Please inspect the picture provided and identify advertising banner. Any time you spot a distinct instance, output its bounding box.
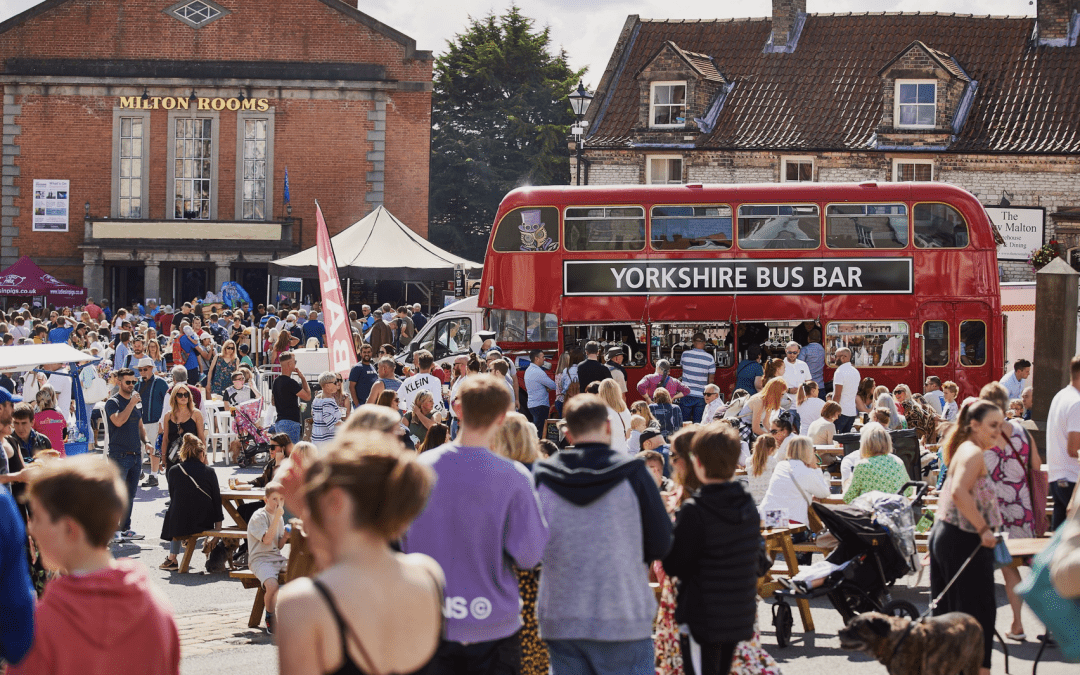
[32,179,69,232]
[985,206,1045,262]
[315,202,357,375]
[564,258,913,296]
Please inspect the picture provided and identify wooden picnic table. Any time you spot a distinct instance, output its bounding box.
[759,525,814,633]
[1006,537,1051,565]
[220,487,266,529]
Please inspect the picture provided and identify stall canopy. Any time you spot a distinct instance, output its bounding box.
[0,343,98,373]
[267,206,482,281]
[0,256,87,306]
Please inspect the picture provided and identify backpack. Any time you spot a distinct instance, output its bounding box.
[563,368,580,404]
[172,337,190,367]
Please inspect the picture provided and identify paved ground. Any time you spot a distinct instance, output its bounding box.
[105,448,1074,675]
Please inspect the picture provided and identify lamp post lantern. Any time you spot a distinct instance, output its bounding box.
[568,81,593,186]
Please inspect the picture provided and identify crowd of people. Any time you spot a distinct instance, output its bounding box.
[1,295,1080,675]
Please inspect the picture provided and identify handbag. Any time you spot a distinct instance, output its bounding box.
[993,537,1014,569]
[166,436,183,465]
[1017,525,1080,662]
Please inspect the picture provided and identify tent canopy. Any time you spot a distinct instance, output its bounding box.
[0,344,98,373]
[0,256,87,306]
[268,206,482,281]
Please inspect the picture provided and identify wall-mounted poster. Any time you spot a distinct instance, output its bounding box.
[33,179,69,232]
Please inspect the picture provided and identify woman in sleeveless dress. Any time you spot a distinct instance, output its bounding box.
[929,400,1004,675]
[276,431,443,675]
[206,339,240,399]
[980,382,1041,640]
[160,384,205,472]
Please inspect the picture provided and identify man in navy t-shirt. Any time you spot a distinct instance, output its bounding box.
[348,344,378,408]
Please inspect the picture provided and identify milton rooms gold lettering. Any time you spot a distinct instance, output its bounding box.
[119,96,269,111]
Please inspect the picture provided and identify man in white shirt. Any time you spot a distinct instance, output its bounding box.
[1000,359,1031,401]
[398,349,444,415]
[782,341,812,394]
[831,347,860,434]
[923,375,945,416]
[1047,356,1080,529]
[701,384,725,423]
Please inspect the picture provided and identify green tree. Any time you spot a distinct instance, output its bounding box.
[429,6,583,262]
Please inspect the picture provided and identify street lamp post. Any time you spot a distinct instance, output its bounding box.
[568,81,593,186]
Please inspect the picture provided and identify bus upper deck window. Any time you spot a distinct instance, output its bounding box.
[826,204,907,249]
[737,204,820,250]
[651,205,732,250]
[565,206,646,251]
[913,203,969,249]
[960,321,986,367]
[491,206,560,252]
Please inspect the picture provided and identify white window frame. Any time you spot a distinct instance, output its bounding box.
[894,79,938,129]
[892,159,934,182]
[111,108,150,219]
[234,109,275,221]
[649,81,687,129]
[646,155,683,185]
[781,156,815,183]
[166,110,220,220]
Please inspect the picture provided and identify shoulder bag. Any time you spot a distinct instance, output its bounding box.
[788,461,826,533]
[176,463,212,501]
[1017,524,1080,662]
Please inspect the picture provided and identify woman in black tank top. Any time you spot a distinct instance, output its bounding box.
[276,438,443,675]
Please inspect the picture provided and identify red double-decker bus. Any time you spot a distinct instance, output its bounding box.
[479,182,1002,402]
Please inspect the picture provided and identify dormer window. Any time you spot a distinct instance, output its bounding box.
[650,82,686,128]
[896,81,937,128]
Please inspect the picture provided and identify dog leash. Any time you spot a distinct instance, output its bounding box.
[889,537,991,662]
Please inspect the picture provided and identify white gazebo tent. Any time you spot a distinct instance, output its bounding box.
[268,206,482,304]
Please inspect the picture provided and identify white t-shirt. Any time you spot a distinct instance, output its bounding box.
[808,417,836,446]
[1046,384,1080,483]
[398,372,444,414]
[783,359,812,391]
[247,507,287,565]
[759,459,831,525]
[832,362,861,417]
[797,397,826,435]
[924,390,945,415]
[48,370,73,422]
[607,407,631,453]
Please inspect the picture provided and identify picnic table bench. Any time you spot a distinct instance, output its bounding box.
[178,529,247,574]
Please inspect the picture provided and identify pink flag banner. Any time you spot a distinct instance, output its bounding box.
[315,202,357,375]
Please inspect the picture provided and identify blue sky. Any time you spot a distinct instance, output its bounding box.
[0,0,1036,85]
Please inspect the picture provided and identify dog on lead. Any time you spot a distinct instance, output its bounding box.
[838,611,983,675]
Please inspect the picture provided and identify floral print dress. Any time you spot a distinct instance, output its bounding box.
[653,488,783,675]
[984,422,1036,539]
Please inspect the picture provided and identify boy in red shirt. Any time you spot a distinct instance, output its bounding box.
[10,456,180,675]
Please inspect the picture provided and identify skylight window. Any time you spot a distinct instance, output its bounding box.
[165,0,229,29]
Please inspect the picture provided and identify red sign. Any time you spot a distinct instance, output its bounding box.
[315,202,357,375]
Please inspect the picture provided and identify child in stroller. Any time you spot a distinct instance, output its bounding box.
[231,398,272,468]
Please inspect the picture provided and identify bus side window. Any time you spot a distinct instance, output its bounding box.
[913,203,969,249]
[960,320,986,367]
[492,207,559,252]
[737,204,820,250]
[826,204,907,249]
[824,321,909,367]
[565,206,645,251]
[923,321,949,367]
[651,205,732,250]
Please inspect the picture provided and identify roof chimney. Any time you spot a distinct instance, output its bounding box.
[1037,0,1080,46]
[771,0,807,49]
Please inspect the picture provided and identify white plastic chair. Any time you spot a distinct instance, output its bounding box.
[207,410,236,465]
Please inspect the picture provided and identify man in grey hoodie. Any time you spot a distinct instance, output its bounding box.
[533,394,673,674]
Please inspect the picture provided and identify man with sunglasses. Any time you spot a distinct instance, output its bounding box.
[136,358,169,488]
[105,368,151,541]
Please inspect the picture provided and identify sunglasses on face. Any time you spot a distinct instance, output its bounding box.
[786,350,799,355]
[176,393,190,399]
[124,380,138,385]
[225,347,235,350]
[138,367,152,371]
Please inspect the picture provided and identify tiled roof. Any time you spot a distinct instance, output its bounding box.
[587,13,1080,153]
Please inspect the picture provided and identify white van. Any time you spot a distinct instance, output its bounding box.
[397,296,484,369]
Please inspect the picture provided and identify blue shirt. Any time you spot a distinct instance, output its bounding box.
[348,361,379,408]
[47,326,73,345]
[179,334,199,370]
[802,343,826,388]
[524,363,556,408]
[105,393,142,454]
[735,359,763,393]
[999,371,1027,400]
[412,312,428,331]
[679,348,714,397]
[303,320,326,347]
[0,490,34,663]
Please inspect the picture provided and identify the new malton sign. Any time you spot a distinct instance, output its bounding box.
[564,258,913,296]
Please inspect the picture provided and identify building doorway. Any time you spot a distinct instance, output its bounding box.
[108,264,144,309]
[235,267,268,307]
[177,267,208,304]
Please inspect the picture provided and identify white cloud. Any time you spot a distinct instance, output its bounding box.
[0,0,1036,87]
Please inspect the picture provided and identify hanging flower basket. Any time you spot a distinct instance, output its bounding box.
[1030,240,1062,272]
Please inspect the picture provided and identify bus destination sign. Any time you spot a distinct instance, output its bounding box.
[563,258,913,296]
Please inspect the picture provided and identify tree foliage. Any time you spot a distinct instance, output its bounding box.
[429,6,584,262]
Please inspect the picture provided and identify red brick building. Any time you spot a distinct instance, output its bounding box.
[577,0,1080,281]
[0,0,432,306]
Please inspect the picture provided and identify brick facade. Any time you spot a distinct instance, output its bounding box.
[0,0,432,306]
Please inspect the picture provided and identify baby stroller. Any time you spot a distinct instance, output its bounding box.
[232,399,272,468]
[771,481,929,647]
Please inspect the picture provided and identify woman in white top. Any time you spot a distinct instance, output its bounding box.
[808,401,842,446]
[796,381,825,435]
[311,371,346,449]
[599,379,631,453]
[760,435,831,526]
[746,435,779,505]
